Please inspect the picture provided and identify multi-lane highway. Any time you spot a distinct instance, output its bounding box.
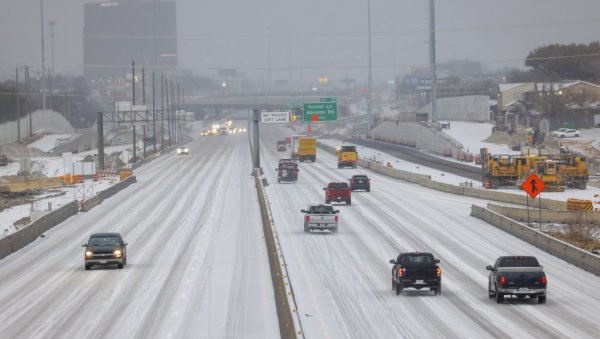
[2,123,600,339]
[260,124,600,339]
[0,131,278,339]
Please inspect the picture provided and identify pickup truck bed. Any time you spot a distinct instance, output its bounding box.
[487,256,547,304]
[301,204,339,233]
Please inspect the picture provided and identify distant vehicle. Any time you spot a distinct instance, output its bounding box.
[276,159,299,183]
[301,204,339,233]
[0,154,7,166]
[349,175,370,191]
[176,147,189,155]
[82,233,127,270]
[389,252,442,295]
[291,135,317,162]
[323,182,351,205]
[277,140,287,152]
[218,126,228,135]
[337,145,358,168]
[284,137,291,145]
[551,128,568,137]
[487,256,547,304]
[555,129,580,138]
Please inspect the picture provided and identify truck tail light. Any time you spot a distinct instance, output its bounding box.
[305,215,310,222]
[335,215,338,222]
[435,267,441,277]
[541,275,547,285]
[397,267,405,277]
[499,276,507,285]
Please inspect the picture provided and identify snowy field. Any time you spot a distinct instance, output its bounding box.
[28,134,79,153]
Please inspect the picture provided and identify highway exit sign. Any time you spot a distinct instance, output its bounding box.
[303,98,338,122]
[261,111,290,123]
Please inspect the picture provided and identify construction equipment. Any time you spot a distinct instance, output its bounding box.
[336,145,358,168]
[0,155,7,166]
[480,148,588,190]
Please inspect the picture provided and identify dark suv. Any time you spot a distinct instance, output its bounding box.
[349,175,370,191]
[389,252,442,295]
[82,233,128,270]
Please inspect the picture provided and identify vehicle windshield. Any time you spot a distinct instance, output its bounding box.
[498,257,540,267]
[398,253,435,266]
[309,205,335,214]
[328,182,348,189]
[89,236,120,246]
[341,146,356,152]
[353,176,367,180]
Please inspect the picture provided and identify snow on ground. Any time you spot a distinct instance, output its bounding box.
[28,134,78,153]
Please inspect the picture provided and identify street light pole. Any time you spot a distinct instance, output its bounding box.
[49,20,55,78]
[367,0,373,138]
[40,0,47,110]
[429,0,437,122]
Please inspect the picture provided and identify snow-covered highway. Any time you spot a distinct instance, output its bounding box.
[0,133,278,339]
[260,124,600,339]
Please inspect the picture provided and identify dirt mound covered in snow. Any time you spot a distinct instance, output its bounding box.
[483,131,528,147]
[0,143,50,159]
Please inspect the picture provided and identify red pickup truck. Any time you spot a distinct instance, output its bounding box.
[323,182,351,205]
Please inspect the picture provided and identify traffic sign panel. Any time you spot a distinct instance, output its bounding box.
[303,102,337,122]
[521,174,545,199]
[261,111,290,124]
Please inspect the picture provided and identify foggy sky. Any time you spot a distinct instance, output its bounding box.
[1,0,599,86]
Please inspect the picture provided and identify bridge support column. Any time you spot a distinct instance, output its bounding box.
[253,109,260,169]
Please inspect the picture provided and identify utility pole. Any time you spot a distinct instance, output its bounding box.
[166,77,171,147]
[97,112,104,170]
[161,74,164,149]
[366,0,373,138]
[142,66,146,105]
[132,60,136,106]
[49,20,55,78]
[252,109,260,168]
[16,67,21,142]
[429,0,437,122]
[152,71,156,153]
[40,0,47,110]
[26,66,32,136]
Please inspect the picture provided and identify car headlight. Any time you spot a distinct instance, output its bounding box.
[85,251,93,257]
[113,250,122,258]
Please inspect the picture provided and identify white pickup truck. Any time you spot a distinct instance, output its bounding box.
[301,204,339,233]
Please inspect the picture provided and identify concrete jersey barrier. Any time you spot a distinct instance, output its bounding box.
[470,205,600,277]
[1,200,79,260]
[253,169,303,338]
[487,203,600,224]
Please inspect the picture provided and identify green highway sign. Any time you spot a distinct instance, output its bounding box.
[319,97,337,103]
[303,102,338,122]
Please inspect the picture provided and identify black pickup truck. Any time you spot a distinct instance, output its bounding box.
[389,252,442,295]
[487,256,547,304]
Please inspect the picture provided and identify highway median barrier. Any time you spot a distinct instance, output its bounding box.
[253,168,303,339]
[0,200,79,260]
[470,205,600,277]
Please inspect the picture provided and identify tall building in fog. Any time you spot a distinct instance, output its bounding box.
[83,0,177,82]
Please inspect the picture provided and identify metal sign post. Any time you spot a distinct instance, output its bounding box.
[520,173,546,229]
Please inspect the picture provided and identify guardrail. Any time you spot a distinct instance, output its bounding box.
[80,176,137,212]
[253,168,303,338]
[470,205,600,276]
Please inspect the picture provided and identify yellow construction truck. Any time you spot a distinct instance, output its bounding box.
[291,135,317,162]
[480,148,588,189]
[336,145,358,168]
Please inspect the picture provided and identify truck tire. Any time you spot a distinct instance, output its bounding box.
[346,199,351,205]
[436,286,442,295]
[488,288,495,298]
[332,227,338,234]
[304,224,309,233]
[85,265,91,271]
[538,295,546,304]
[326,199,330,204]
[396,283,403,295]
[118,263,124,269]
[338,164,341,169]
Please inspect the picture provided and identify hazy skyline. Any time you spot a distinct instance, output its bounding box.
[1,0,600,86]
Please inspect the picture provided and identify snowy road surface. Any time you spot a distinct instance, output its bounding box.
[0,134,278,339]
[261,124,600,339]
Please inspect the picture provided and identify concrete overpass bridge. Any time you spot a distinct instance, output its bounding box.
[183,91,356,118]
